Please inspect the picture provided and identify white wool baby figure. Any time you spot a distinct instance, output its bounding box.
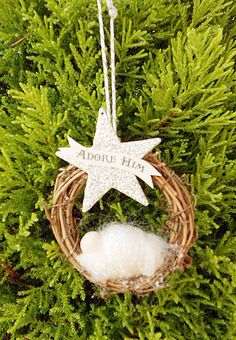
[76,223,169,283]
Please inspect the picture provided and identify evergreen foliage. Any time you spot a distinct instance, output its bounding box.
[0,0,235,338]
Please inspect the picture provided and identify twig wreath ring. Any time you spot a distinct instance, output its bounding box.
[49,154,196,294]
[48,0,197,295]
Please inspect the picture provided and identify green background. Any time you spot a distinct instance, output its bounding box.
[0,0,235,339]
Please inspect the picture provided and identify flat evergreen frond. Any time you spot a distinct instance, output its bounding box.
[0,0,24,45]
[192,0,233,28]
[0,0,235,339]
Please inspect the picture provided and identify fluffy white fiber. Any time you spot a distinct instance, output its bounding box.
[76,223,169,282]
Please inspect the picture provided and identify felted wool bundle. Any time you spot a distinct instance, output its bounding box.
[76,223,169,282]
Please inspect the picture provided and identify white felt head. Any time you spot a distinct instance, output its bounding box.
[80,231,101,253]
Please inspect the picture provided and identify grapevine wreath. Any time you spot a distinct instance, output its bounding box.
[48,152,196,294]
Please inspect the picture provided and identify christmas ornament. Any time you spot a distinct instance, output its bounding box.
[48,0,196,295]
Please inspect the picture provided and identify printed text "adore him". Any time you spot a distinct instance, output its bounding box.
[76,149,145,173]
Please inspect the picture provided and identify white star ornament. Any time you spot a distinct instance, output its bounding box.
[56,108,161,212]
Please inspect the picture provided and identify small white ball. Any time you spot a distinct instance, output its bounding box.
[80,231,101,253]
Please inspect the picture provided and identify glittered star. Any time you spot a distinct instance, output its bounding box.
[56,108,161,212]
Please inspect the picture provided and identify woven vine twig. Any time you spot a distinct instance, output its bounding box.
[48,152,197,295]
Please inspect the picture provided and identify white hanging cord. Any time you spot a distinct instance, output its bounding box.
[97,0,111,120]
[97,0,117,131]
[107,0,117,132]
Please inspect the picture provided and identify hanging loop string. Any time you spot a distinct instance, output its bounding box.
[97,0,111,120]
[107,0,117,131]
[97,0,117,132]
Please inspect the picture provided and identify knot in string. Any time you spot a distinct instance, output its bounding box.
[106,0,117,19]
